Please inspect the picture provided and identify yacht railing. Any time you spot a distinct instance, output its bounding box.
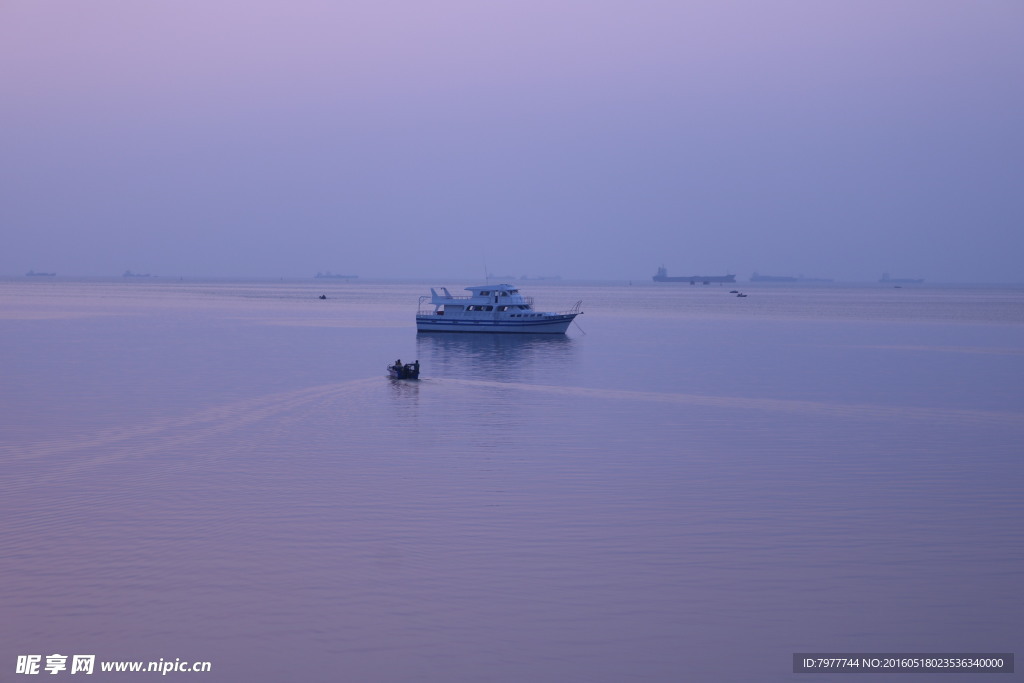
[417,299,582,317]
[418,294,538,315]
[550,300,584,316]
[428,294,535,304]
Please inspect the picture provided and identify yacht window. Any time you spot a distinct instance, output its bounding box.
[480,291,489,296]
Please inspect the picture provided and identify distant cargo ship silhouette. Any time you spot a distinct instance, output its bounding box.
[880,272,924,284]
[315,271,357,279]
[652,266,735,284]
[750,272,834,283]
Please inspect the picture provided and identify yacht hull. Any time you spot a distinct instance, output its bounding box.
[416,314,576,334]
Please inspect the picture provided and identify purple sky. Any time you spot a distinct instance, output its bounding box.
[3,1,1022,281]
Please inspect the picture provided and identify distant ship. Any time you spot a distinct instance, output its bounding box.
[123,270,152,278]
[750,272,834,283]
[26,270,56,277]
[880,272,924,284]
[652,266,735,284]
[314,271,357,279]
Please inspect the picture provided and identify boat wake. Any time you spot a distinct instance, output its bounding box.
[7,376,1021,489]
[4,378,381,484]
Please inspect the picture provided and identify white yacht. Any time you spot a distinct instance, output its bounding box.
[416,284,582,334]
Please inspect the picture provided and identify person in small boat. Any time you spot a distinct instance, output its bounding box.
[413,360,420,375]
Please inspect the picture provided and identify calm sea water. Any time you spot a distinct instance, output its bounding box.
[2,279,1022,682]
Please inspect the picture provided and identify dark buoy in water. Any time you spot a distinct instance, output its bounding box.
[319,294,327,300]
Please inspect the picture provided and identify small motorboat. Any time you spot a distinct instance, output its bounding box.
[387,359,420,380]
